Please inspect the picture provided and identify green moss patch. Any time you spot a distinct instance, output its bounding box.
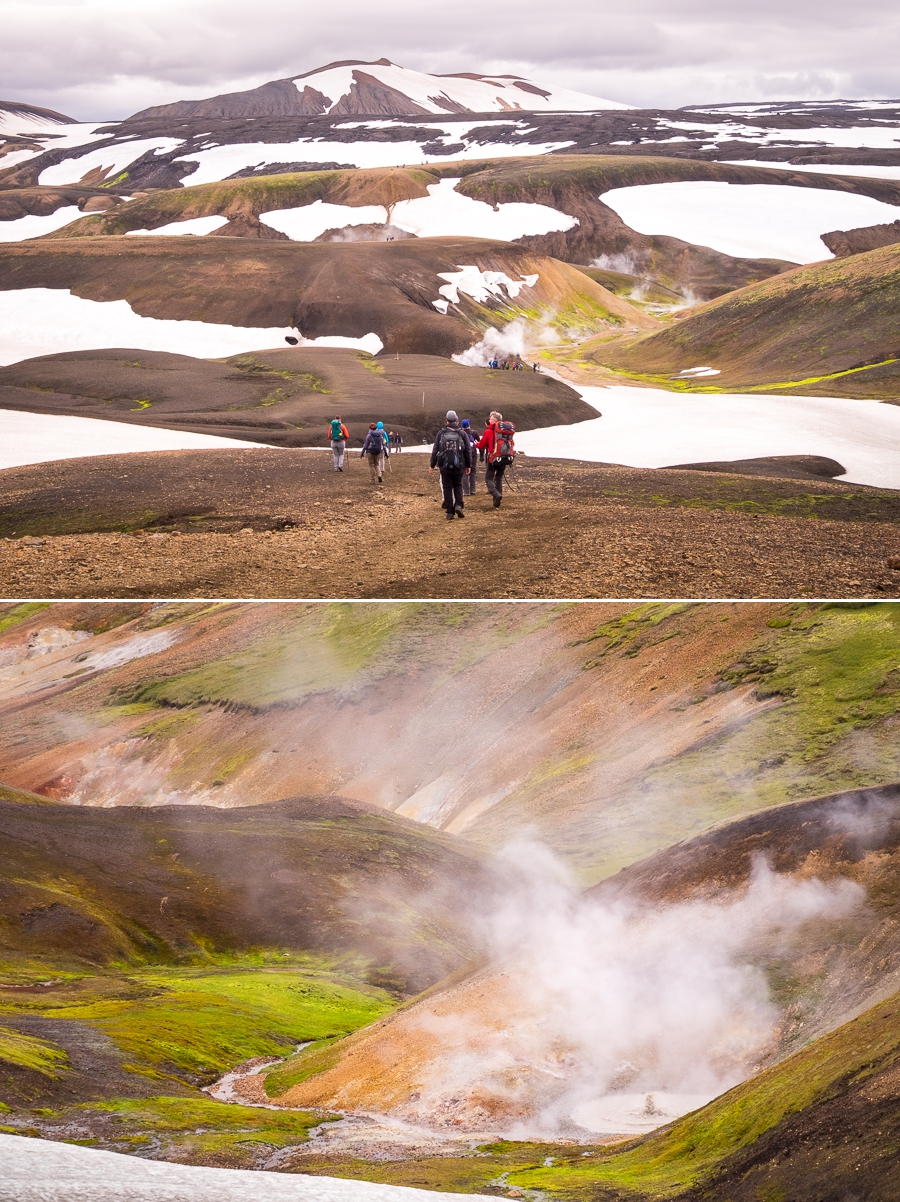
[0,1026,69,1076]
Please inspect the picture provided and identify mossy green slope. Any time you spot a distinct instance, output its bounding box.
[585,242,900,399]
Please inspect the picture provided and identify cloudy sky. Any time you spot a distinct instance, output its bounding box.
[3,0,898,119]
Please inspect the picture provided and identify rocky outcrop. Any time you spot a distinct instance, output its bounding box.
[822,219,900,257]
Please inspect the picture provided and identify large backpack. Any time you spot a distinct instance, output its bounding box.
[488,421,516,467]
[437,427,467,470]
[330,419,344,440]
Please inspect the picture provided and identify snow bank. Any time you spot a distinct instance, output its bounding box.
[661,120,900,151]
[600,181,900,263]
[0,206,84,241]
[390,177,577,240]
[726,161,900,181]
[125,215,229,236]
[0,1133,495,1202]
[0,289,299,365]
[175,136,575,186]
[437,266,539,305]
[39,138,183,186]
[514,385,900,491]
[0,408,269,470]
[260,200,388,240]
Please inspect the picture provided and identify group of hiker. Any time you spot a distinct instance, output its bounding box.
[327,419,403,482]
[488,359,537,371]
[326,410,516,518]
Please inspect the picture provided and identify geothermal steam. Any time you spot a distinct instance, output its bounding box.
[391,841,864,1135]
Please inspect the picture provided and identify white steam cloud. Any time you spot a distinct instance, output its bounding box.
[452,318,558,367]
[397,841,865,1136]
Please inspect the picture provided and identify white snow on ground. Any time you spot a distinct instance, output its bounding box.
[572,1091,717,1135]
[661,121,900,150]
[258,180,576,242]
[0,409,268,471]
[125,215,229,236]
[437,266,539,305]
[174,137,575,186]
[726,160,900,181]
[0,206,84,241]
[390,177,577,239]
[287,61,627,115]
[0,146,46,170]
[600,181,900,262]
[512,385,900,490]
[0,109,76,136]
[260,201,388,239]
[38,138,183,186]
[0,1133,497,1202]
[0,289,300,364]
[296,332,384,354]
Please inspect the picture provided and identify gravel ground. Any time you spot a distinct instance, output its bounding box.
[1,452,898,599]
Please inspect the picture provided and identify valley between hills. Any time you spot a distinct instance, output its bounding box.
[2,601,900,1200]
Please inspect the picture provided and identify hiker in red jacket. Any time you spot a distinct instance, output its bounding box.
[476,410,515,508]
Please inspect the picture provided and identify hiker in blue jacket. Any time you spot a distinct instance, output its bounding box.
[429,410,472,520]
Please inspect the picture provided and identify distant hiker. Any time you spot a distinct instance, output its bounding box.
[388,430,396,452]
[394,431,403,453]
[376,421,390,457]
[430,409,472,520]
[532,362,538,372]
[361,422,386,483]
[476,410,516,508]
[328,416,349,472]
[461,418,478,494]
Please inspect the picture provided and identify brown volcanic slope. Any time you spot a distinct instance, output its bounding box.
[1,450,899,599]
[584,242,900,400]
[0,348,591,447]
[0,235,651,357]
[1,601,900,886]
[0,788,491,994]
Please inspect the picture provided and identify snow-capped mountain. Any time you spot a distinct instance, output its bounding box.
[129,58,630,120]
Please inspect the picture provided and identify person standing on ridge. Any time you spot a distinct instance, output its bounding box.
[328,416,349,472]
[361,422,386,483]
[476,410,516,508]
[430,409,472,520]
[461,418,478,494]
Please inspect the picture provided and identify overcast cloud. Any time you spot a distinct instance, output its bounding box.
[2,0,898,120]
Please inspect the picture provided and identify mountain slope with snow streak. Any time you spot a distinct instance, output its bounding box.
[130,59,628,121]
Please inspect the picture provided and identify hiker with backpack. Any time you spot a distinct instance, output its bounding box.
[361,422,386,483]
[476,410,516,508]
[328,416,350,472]
[461,418,478,494]
[429,410,472,520]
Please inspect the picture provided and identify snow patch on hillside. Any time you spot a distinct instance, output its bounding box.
[600,181,900,262]
[125,215,229,236]
[0,206,84,241]
[0,1133,493,1202]
[0,289,297,365]
[260,201,388,239]
[391,178,577,239]
[0,408,268,470]
[39,138,182,186]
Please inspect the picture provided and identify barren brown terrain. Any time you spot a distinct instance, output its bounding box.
[1,450,898,598]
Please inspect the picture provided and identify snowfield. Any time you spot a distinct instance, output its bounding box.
[258,179,576,242]
[174,135,576,185]
[0,409,269,471]
[390,178,577,239]
[727,161,900,182]
[0,289,382,364]
[514,385,900,491]
[38,138,183,186]
[125,215,229,236]
[436,266,539,305]
[0,206,83,241]
[599,181,900,262]
[0,1134,495,1202]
